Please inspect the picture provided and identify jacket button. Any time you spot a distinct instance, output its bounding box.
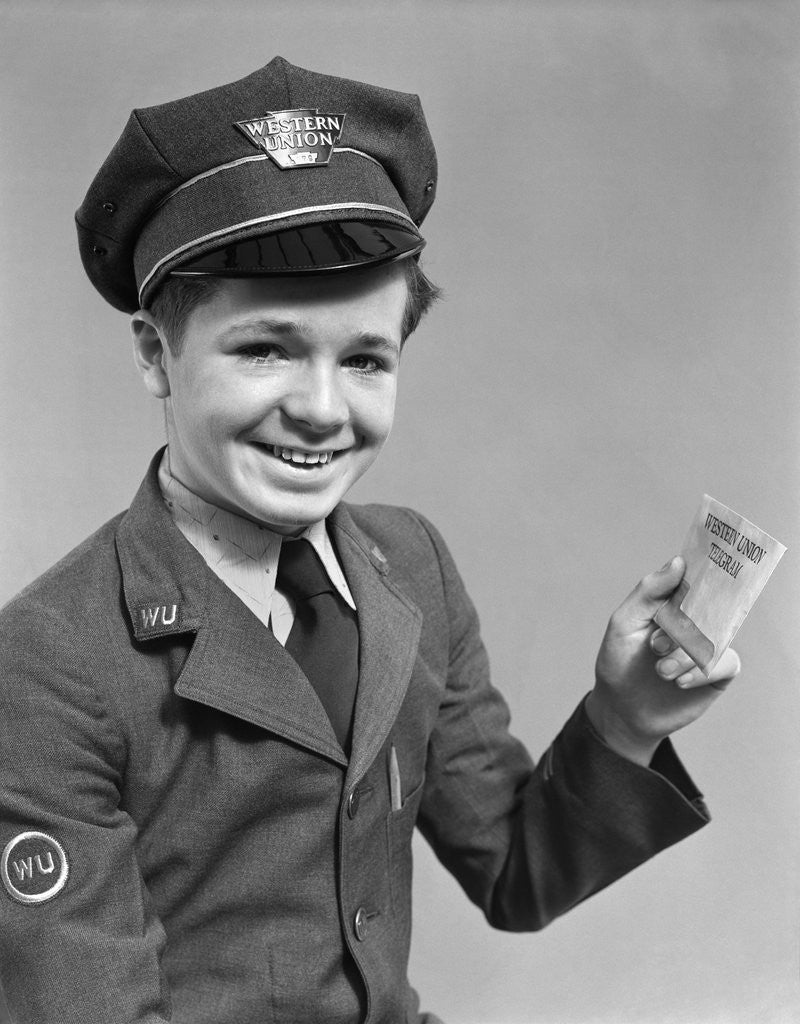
[347,787,360,819]
[354,906,368,941]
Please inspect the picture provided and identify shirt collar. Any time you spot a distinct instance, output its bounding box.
[157,449,355,612]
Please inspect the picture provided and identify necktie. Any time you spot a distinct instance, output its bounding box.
[276,538,359,754]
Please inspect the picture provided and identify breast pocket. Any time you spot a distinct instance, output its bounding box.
[386,773,425,922]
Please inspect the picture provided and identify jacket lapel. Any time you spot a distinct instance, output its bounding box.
[117,454,423,778]
[172,578,347,766]
[329,506,423,786]
[117,453,346,767]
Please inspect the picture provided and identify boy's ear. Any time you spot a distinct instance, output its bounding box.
[131,310,171,399]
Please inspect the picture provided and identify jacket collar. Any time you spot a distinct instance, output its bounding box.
[116,451,422,782]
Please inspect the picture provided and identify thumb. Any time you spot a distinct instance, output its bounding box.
[624,556,686,623]
[653,555,686,591]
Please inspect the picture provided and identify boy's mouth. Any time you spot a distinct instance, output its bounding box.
[266,444,337,466]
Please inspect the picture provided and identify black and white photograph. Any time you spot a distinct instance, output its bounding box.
[1,2,798,1022]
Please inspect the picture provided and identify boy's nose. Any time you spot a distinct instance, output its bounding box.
[282,367,349,433]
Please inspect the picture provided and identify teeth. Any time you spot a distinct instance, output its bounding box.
[270,445,333,465]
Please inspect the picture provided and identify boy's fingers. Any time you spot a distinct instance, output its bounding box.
[707,647,741,690]
[655,647,695,680]
[659,646,741,690]
[650,628,676,656]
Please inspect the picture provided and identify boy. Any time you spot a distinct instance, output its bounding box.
[0,57,739,1024]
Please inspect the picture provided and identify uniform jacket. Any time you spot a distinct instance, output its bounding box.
[0,453,708,1024]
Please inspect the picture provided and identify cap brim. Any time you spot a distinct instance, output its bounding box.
[169,220,424,278]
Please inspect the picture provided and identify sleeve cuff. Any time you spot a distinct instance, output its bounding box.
[540,695,711,856]
[575,694,710,819]
[575,695,709,815]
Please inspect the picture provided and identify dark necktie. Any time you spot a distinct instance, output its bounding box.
[276,538,359,754]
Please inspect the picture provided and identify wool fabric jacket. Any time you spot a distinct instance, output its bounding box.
[0,453,708,1023]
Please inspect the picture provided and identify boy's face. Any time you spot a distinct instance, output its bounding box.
[153,263,407,533]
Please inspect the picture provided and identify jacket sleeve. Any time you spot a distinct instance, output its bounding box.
[0,598,171,1024]
[411,512,710,932]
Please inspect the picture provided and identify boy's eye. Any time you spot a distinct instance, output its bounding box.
[238,344,280,364]
[346,354,381,373]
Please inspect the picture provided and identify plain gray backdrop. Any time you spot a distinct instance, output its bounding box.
[2,2,799,1022]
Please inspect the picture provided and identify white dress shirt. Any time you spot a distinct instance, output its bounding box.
[157,450,355,645]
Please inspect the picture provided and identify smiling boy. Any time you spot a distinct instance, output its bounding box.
[0,58,739,1024]
[133,270,407,534]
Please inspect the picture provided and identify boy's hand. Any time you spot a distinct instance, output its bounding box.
[585,557,741,766]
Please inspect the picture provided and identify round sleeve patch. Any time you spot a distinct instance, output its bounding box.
[1,831,69,905]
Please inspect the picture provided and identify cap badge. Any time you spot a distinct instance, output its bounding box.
[2,831,69,905]
[235,108,345,170]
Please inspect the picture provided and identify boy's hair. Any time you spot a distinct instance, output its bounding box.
[147,258,441,355]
